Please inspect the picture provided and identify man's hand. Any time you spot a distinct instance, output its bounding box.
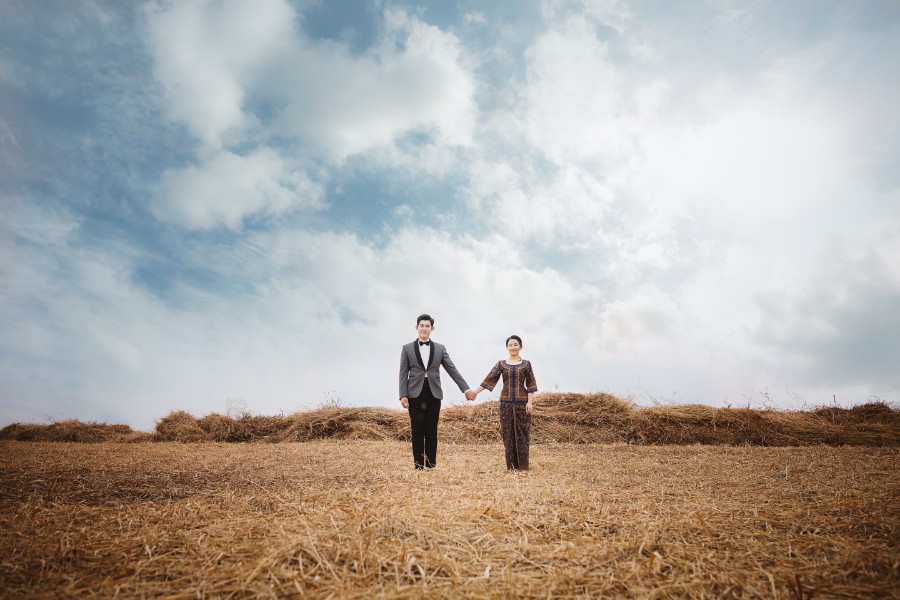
[400,397,409,409]
[465,389,477,401]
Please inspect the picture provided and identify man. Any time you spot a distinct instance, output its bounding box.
[399,314,476,469]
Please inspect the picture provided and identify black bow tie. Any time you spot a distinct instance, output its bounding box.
[419,341,431,346]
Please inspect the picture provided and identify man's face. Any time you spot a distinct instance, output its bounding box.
[416,320,433,341]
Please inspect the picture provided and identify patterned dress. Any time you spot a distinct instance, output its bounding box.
[480,360,538,470]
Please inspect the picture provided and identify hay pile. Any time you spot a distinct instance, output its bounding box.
[1,441,897,597]
[3,393,898,445]
[149,393,899,445]
[149,408,408,443]
[530,392,634,444]
[198,413,293,442]
[0,419,149,443]
[152,410,207,442]
[277,407,407,442]
[625,401,899,446]
[437,393,632,444]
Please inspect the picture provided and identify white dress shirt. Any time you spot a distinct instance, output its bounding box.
[419,340,431,375]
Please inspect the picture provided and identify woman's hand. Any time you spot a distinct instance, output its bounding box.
[525,400,533,414]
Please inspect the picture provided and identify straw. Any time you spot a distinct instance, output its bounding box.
[5,393,894,446]
[1,440,896,598]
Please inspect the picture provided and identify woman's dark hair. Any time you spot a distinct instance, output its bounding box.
[506,335,523,347]
[417,314,434,326]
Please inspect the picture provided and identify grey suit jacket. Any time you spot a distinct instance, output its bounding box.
[399,340,470,400]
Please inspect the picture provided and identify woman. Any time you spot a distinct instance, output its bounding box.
[469,335,538,471]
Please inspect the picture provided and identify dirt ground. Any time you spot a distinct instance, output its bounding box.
[0,441,897,598]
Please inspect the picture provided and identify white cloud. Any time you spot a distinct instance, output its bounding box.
[144,0,296,151]
[0,56,21,86]
[516,14,662,166]
[89,326,142,369]
[1,198,160,423]
[579,0,637,35]
[455,1,900,408]
[145,2,477,164]
[143,1,479,231]
[754,236,900,390]
[463,11,486,26]
[463,159,616,250]
[392,204,414,220]
[153,148,323,230]
[5,0,900,432]
[588,285,678,355]
[459,8,669,253]
[271,7,477,161]
[2,199,592,428]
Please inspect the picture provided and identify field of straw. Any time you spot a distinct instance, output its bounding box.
[2,393,898,446]
[1,439,898,598]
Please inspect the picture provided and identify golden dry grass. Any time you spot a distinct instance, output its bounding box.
[0,419,151,443]
[1,441,897,598]
[3,393,896,446]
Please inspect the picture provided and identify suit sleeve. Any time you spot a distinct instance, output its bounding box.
[440,347,470,393]
[399,346,410,398]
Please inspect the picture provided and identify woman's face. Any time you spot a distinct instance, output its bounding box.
[507,339,521,354]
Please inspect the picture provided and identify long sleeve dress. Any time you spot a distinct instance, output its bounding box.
[480,360,538,470]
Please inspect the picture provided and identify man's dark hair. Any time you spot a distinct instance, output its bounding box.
[506,335,523,347]
[417,314,434,326]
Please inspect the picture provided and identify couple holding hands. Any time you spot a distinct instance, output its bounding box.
[399,313,538,471]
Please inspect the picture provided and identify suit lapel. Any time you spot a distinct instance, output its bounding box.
[413,342,425,369]
[427,343,436,369]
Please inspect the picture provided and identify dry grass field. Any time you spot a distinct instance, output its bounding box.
[2,393,898,446]
[1,440,897,598]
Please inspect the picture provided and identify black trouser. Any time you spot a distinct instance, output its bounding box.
[408,380,441,469]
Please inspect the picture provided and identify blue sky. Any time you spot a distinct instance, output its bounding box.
[2,0,898,430]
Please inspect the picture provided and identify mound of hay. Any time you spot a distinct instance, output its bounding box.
[0,420,148,443]
[275,407,406,442]
[440,401,501,443]
[625,402,899,446]
[198,413,294,442]
[4,394,898,446]
[534,392,633,443]
[439,393,632,444]
[627,404,782,445]
[153,411,208,442]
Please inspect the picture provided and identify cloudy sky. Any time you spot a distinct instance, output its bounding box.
[1,0,898,430]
